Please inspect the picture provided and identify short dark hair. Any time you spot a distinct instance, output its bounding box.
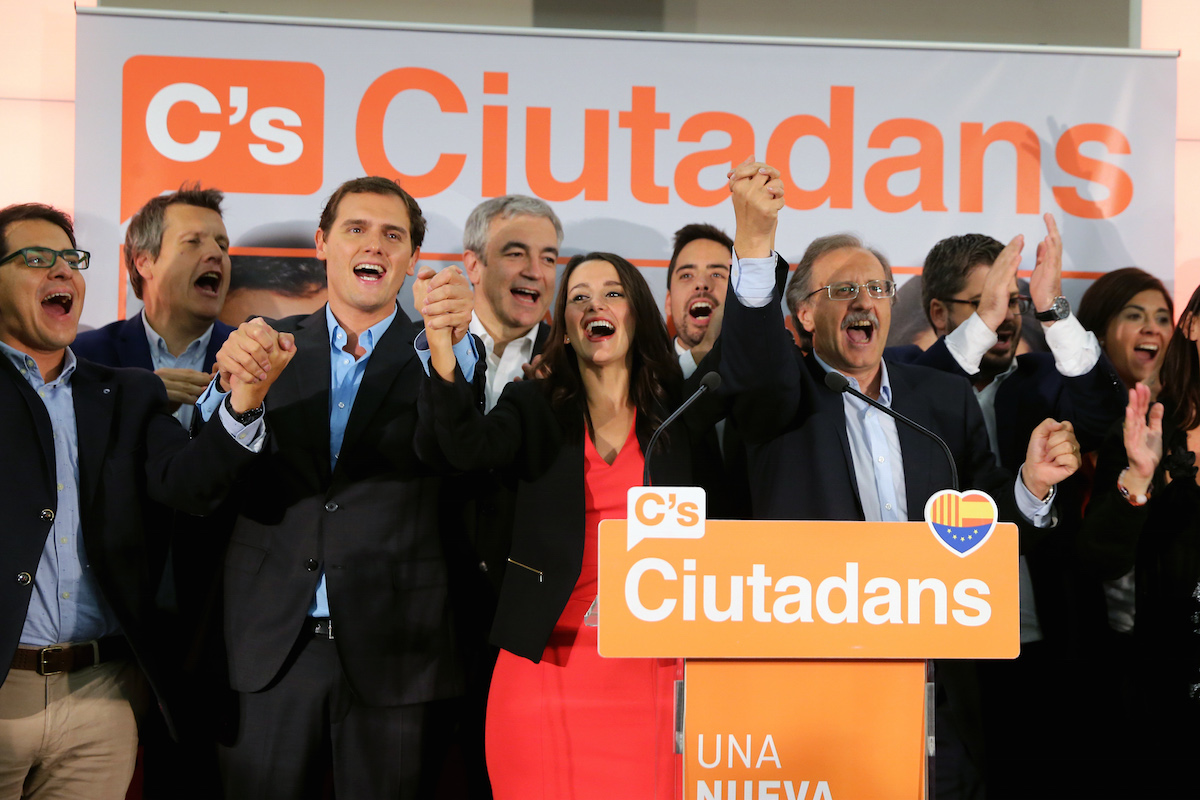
[317,177,426,249]
[1077,267,1173,339]
[920,234,1005,329]
[125,184,224,300]
[228,255,327,296]
[0,203,77,255]
[540,252,680,441]
[666,223,733,290]
[785,233,892,333]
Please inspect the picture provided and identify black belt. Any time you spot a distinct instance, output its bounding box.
[308,617,334,639]
[12,636,132,676]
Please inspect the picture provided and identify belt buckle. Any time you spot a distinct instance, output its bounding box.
[38,645,64,676]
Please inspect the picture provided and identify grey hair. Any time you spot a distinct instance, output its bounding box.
[784,233,893,329]
[462,195,563,257]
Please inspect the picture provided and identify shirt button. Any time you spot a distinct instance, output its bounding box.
[40,509,55,522]
[60,537,68,544]
[325,502,339,512]
[61,592,70,599]
[885,503,893,510]
[57,483,63,491]
[305,559,319,571]
[338,402,345,409]
[38,390,45,398]
[342,358,350,365]
[877,456,886,463]
[16,572,32,586]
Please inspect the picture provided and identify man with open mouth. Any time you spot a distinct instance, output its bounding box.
[720,160,1086,800]
[0,202,274,800]
[462,195,563,412]
[904,223,1126,800]
[74,185,235,431]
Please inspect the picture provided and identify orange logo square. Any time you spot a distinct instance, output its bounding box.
[120,56,325,220]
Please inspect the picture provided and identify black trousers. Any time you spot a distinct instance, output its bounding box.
[218,630,446,800]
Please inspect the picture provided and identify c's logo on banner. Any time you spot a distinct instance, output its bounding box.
[626,486,706,549]
[120,56,325,220]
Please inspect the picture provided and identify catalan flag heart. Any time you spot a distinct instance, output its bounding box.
[923,489,998,557]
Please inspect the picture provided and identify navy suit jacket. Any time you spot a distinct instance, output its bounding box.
[73,312,234,375]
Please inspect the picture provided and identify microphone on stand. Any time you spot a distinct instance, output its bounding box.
[643,371,722,486]
[823,370,958,491]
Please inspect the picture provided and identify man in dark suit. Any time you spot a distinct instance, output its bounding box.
[73,185,235,429]
[719,161,1083,800]
[450,194,561,799]
[664,222,751,520]
[201,176,479,799]
[0,203,272,799]
[905,225,1126,798]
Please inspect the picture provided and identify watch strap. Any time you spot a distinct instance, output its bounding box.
[224,393,264,426]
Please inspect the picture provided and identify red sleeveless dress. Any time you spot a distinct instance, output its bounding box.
[485,421,679,799]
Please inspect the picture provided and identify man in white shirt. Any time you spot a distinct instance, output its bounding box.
[911,224,1126,800]
[462,195,562,410]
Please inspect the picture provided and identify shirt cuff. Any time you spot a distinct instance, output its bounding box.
[1015,466,1056,528]
[678,349,698,380]
[943,313,996,375]
[218,399,266,453]
[415,330,479,382]
[196,374,226,423]
[730,248,778,308]
[1043,314,1100,377]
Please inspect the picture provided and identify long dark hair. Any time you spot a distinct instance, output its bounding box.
[1077,267,1173,340]
[538,252,680,440]
[1158,282,1200,432]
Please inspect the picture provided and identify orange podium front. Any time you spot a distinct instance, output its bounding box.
[597,488,1019,800]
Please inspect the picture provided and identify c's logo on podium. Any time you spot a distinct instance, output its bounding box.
[120,56,325,220]
[626,486,706,549]
[924,489,998,557]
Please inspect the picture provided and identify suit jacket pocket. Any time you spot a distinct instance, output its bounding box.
[226,541,268,574]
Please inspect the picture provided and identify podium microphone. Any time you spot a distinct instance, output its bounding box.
[643,371,722,486]
[823,370,958,492]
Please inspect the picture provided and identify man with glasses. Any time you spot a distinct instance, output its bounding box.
[0,203,281,799]
[719,162,1085,800]
[909,223,1126,799]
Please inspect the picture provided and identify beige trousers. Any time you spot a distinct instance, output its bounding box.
[0,657,146,800]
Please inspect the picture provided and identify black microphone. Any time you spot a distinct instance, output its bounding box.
[823,370,958,491]
[643,371,722,486]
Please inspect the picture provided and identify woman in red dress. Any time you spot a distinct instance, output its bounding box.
[418,252,716,799]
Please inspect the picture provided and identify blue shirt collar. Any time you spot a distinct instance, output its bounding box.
[325,302,398,357]
[0,340,77,388]
[140,310,212,359]
[813,351,893,407]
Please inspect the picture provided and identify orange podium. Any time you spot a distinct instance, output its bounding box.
[597,487,1019,800]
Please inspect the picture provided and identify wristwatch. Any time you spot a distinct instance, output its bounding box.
[224,394,265,425]
[1034,296,1070,322]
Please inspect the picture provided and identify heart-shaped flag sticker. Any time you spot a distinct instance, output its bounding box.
[923,489,998,557]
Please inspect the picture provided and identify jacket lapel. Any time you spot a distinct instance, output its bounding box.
[117,313,155,370]
[339,312,417,457]
[888,363,945,518]
[269,311,334,484]
[803,354,862,509]
[1,355,57,484]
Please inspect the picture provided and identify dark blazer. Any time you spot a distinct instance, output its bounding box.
[889,335,1127,650]
[417,371,702,663]
[214,306,468,706]
[0,354,255,729]
[72,312,234,375]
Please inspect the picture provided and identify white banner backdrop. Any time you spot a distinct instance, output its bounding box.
[75,8,1176,329]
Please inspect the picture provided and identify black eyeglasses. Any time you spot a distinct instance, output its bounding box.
[804,279,896,302]
[940,295,1032,315]
[0,247,91,270]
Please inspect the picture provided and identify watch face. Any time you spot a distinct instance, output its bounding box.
[1037,296,1069,321]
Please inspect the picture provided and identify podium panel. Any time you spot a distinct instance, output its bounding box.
[683,660,926,800]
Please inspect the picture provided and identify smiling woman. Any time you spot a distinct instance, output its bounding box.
[415,250,720,799]
[1078,267,1174,396]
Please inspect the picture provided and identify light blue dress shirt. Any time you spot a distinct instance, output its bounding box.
[141,311,213,429]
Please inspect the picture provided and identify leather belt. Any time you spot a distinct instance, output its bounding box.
[308,617,334,639]
[11,637,132,676]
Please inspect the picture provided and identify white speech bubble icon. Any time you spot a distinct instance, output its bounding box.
[626,486,707,550]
